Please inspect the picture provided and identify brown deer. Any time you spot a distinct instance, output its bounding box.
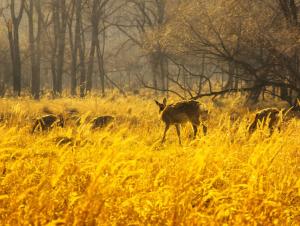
[32,114,64,133]
[155,98,208,145]
[90,115,115,129]
[249,105,300,134]
[248,108,281,134]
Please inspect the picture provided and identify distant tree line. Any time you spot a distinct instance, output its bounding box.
[0,0,300,107]
[153,0,300,106]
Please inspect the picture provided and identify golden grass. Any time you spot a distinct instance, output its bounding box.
[0,95,299,225]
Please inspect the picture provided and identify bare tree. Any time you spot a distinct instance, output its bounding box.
[51,0,67,95]
[25,0,43,99]
[67,0,77,96]
[78,6,86,97]
[6,0,25,96]
[116,0,169,93]
[143,0,300,105]
[67,0,87,97]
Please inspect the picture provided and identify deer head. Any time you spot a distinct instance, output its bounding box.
[154,98,167,113]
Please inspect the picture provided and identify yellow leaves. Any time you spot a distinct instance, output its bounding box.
[263,200,281,208]
[215,205,237,221]
[45,219,65,226]
[296,179,300,196]
[68,192,81,207]
[154,168,167,188]
[258,176,264,195]
[0,96,299,224]
[0,194,9,200]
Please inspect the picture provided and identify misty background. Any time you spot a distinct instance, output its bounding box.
[0,0,300,107]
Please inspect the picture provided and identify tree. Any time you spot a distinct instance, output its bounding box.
[145,0,300,105]
[116,0,169,93]
[6,0,25,96]
[51,0,67,96]
[25,0,43,99]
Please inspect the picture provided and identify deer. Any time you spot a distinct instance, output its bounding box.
[32,114,64,133]
[248,103,300,134]
[155,98,208,145]
[248,108,281,134]
[248,105,300,134]
[90,115,115,129]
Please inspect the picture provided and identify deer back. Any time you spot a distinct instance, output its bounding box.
[161,100,200,124]
[255,108,280,122]
[249,108,280,132]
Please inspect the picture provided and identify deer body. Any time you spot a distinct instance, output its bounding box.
[32,114,64,133]
[248,105,300,134]
[249,108,281,133]
[155,98,207,144]
[91,115,114,129]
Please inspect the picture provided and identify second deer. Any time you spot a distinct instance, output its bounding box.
[155,98,208,145]
[248,108,281,134]
[91,115,115,129]
[32,114,64,133]
[248,105,300,134]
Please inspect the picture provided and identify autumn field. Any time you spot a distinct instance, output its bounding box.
[0,94,299,225]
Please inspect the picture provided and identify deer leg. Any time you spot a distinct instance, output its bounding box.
[175,124,181,145]
[31,121,38,134]
[248,122,256,134]
[161,124,170,143]
[192,125,198,139]
[202,124,207,135]
[269,122,277,135]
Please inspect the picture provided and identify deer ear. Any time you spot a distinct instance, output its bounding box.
[163,98,167,106]
[154,100,160,106]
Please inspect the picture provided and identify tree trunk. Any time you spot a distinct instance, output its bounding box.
[79,18,86,98]
[68,0,80,96]
[246,80,264,104]
[159,52,169,92]
[86,0,99,93]
[13,25,22,96]
[96,42,105,96]
[7,1,25,96]
[224,61,235,90]
[34,1,42,99]
[52,0,67,96]
[149,53,158,94]
[52,1,59,95]
[27,0,41,99]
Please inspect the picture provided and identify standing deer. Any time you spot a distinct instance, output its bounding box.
[155,98,208,145]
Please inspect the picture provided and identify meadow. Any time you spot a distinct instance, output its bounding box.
[0,94,299,225]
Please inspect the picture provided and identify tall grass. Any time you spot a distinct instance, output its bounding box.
[0,95,299,225]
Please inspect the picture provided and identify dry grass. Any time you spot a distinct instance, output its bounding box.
[0,95,299,225]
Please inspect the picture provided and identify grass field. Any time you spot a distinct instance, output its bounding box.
[0,94,299,225]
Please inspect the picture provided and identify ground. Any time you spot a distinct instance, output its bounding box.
[0,94,299,225]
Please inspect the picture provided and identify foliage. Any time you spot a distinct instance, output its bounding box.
[0,95,299,225]
[147,0,300,104]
